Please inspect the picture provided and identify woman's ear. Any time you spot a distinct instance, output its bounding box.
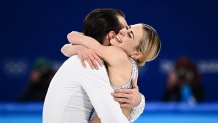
[108,31,116,40]
[132,51,143,61]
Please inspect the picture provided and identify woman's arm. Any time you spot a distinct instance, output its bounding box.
[67,31,122,66]
[67,31,105,56]
[61,44,83,57]
[61,44,103,69]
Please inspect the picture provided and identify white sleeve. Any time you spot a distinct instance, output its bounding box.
[129,93,145,122]
[81,66,130,123]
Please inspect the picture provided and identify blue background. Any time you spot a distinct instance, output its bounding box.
[0,0,218,102]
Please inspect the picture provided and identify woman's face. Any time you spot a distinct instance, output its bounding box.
[110,24,144,56]
[102,15,128,46]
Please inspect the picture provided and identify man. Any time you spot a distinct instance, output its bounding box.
[43,8,144,123]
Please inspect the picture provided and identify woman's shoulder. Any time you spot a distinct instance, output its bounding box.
[109,46,129,60]
[106,46,129,65]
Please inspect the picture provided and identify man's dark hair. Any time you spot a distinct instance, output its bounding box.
[83,8,125,44]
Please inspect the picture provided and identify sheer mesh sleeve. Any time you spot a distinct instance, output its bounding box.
[129,93,145,122]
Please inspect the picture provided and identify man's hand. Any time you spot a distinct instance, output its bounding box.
[112,79,141,108]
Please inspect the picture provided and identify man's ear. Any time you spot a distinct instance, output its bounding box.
[108,31,116,40]
[132,51,143,61]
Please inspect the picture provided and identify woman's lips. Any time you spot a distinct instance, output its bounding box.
[115,35,122,43]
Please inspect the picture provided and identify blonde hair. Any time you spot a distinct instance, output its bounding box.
[136,23,161,66]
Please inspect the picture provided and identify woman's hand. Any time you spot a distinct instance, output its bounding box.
[112,79,141,108]
[61,44,76,57]
[61,44,103,69]
[77,47,103,69]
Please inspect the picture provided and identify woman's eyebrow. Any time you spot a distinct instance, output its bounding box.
[130,30,134,39]
[128,25,134,39]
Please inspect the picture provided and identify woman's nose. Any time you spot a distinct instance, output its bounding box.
[119,29,126,36]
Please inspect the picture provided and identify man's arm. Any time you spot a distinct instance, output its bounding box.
[81,64,130,123]
[112,79,145,122]
[129,93,145,122]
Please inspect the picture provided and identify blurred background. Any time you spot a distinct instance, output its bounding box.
[0,0,218,123]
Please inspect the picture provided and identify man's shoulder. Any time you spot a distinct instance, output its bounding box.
[62,56,108,75]
[67,55,80,62]
[63,56,81,65]
[61,56,110,84]
[58,56,82,70]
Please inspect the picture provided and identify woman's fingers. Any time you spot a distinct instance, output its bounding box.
[88,54,98,69]
[93,52,103,67]
[78,49,102,69]
[78,55,86,68]
[86,57,95,69]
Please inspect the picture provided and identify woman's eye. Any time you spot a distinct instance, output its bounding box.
[128,33,132,38]
[126,26,128,30]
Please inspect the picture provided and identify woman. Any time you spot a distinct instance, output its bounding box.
[64,23,161,122]
[62,8,146,122]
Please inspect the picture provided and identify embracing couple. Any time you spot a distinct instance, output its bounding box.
[43,8,161,123]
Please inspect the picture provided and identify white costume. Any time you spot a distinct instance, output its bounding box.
[43,56,144,123]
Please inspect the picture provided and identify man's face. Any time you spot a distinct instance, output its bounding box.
[102,15,128,46]
[117,15,128,28]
